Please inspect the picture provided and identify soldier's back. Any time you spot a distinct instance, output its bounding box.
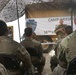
[21,38,40,49]
[58,30,76,65]
[0,36,27,75]
[67,31,76,63]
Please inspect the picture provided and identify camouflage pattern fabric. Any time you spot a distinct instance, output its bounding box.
[54,24,66,40]
[0,63,8,75]
[53,65,66,75]
[54,38,63,56]
[0,36,34,75]
[20,37,45,74]
[57,30,76,68]
[20,37,43,60]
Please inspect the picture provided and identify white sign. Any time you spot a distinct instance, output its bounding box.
[26,16,74,35]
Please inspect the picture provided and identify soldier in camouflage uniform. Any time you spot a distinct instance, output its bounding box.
[52,26,73,75]
[54,19,66,40]
[54,25,73,56]
[0,20,34,75]
[57,29,76,75]
[57,30,76,67]
[20,27,45,75]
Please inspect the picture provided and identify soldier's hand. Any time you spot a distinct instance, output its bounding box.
[58,28,64,32]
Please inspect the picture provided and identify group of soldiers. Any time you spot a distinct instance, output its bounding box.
[0,20,45,75]
[0,18,76,75]
[50,19,76,75]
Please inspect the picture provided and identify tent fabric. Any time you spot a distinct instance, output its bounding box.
[0,0,76,22]
[26,2,70,11]
[0,0,10,12]
[0,0,26,22]
[26,9,71,18]
[0,0,50,22]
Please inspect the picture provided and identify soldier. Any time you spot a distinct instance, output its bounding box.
[54,25,73,56]
[52,25,73,75]
[20,27,45,75]
[57,25,76,75]
[54,19,67,40]
[0,20,34,75]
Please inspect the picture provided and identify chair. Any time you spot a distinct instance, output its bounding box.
[26,47,39,58]
[26,47,41,74]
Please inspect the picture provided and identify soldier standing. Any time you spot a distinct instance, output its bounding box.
[54,19,67,40]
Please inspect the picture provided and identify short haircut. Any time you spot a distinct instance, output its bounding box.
[65,25,73,35]
[24,27,32,37]
[0,20,8,36]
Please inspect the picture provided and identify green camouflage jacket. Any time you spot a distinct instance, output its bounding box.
[57,30,76,67]
[0,63,8,75]
[20,37,43,59]
[54,24,66,39]
[0,36,34,75]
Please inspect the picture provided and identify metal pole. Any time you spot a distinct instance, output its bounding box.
[25,9,26,28]
[70,0,73,29]
[71,9,73,28]
[16,0,21,42]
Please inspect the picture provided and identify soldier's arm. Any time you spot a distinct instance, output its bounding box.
[54,26,60,34]
[57,42,65,59]
[38,44,43,59]
[55,25,65,34]
[57,43,67,68]
[54,40,61,56]
[0,63,8,75]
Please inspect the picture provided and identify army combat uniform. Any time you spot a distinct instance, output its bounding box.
[54,24,66,40]
[0,63,8,75]
[53,64,66,75]
[0,36,34,75]
[57,30,76,68]
[20,37,45,74]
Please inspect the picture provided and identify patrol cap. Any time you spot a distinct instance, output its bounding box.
[0,20,8,36]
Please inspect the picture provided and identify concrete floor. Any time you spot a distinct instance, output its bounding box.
[42,50,55,75]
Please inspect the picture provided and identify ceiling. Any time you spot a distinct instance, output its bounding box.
[0,0,76,22]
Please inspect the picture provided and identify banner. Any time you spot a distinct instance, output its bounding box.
[26,16,74,35]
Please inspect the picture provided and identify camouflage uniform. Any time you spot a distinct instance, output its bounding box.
[0,63,8,75]
[0,36,34,75]
[52,39,66,75]
[20,37,45,74]
[53,65,66,75]
[57,30,76,68]
[54,24,66,40]
[54,38,63,56]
